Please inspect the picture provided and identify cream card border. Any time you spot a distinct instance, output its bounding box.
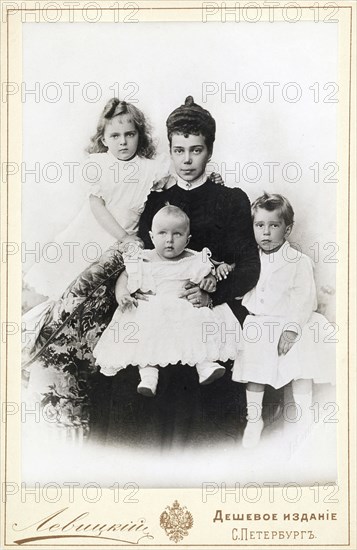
[0,1,356,548]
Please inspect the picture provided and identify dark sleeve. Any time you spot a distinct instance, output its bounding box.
[138,191,158,249]
[212,188,260,306]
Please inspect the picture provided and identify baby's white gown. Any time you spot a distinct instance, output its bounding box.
[93,248,241,374]
[24,151,170,299]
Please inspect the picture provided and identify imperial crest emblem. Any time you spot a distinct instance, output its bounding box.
[160,500,194,543]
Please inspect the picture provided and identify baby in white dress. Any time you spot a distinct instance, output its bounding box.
[93,206,241,396]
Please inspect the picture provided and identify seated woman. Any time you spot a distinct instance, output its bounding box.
[94,97,261,446]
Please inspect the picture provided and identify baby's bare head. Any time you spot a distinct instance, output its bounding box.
[151,205,190,235]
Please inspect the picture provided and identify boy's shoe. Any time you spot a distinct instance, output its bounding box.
[242,418,264,449]
[199,362,226,385]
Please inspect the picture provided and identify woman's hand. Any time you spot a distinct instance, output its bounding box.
[209,172,225,186]
[199,273,217,293]
[278,330,298,356]
[117,294,138,312]
[180,283,210,308]
[216,262,235,281]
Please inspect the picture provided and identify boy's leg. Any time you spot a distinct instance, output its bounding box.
[292,378,313,429]
[196,360,226,385]
[229,300,283,426]
[138,365,159,397]
[242,382,265,449]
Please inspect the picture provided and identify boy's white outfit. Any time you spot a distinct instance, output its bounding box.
[232,241,335,389]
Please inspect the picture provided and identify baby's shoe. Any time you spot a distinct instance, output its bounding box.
[197,361,226,385]
[137,381,156,397]
[242,418,264,449]
[137,367,159,397]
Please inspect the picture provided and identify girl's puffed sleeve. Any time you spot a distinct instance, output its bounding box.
[82,154,106,201]
[189,248,215,284]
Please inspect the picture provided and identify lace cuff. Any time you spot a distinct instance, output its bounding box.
[189,248,215,284]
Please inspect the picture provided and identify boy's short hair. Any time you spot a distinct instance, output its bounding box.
[166,96,216,154]
[251,192,295,227]
[152,204,190,233]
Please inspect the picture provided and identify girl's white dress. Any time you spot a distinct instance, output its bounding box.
[232,241,335,389]
[93,248,241,375]
[24,151,170,299]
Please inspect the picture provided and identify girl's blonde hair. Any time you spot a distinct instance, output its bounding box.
[86,98,156,158]
[251,192,295,227]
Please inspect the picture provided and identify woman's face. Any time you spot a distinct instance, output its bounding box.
[170,133,210,182]
[102,115,139,160]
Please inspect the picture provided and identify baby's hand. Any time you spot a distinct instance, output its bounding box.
[199,273,217,293]
[216,262,234,281]
[117,294,138,312]
[278,330,298,356]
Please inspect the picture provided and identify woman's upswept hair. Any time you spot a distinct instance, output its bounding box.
[166,96,216,155]
[251,192,295,227]
[86,98,156,158]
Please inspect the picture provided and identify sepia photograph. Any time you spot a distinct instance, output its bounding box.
[1,2,354,548]
[19,15,338,488]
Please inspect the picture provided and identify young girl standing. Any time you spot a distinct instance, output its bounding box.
[93,205,241,396]
[24,98,170,299]
[232,193,335,449]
